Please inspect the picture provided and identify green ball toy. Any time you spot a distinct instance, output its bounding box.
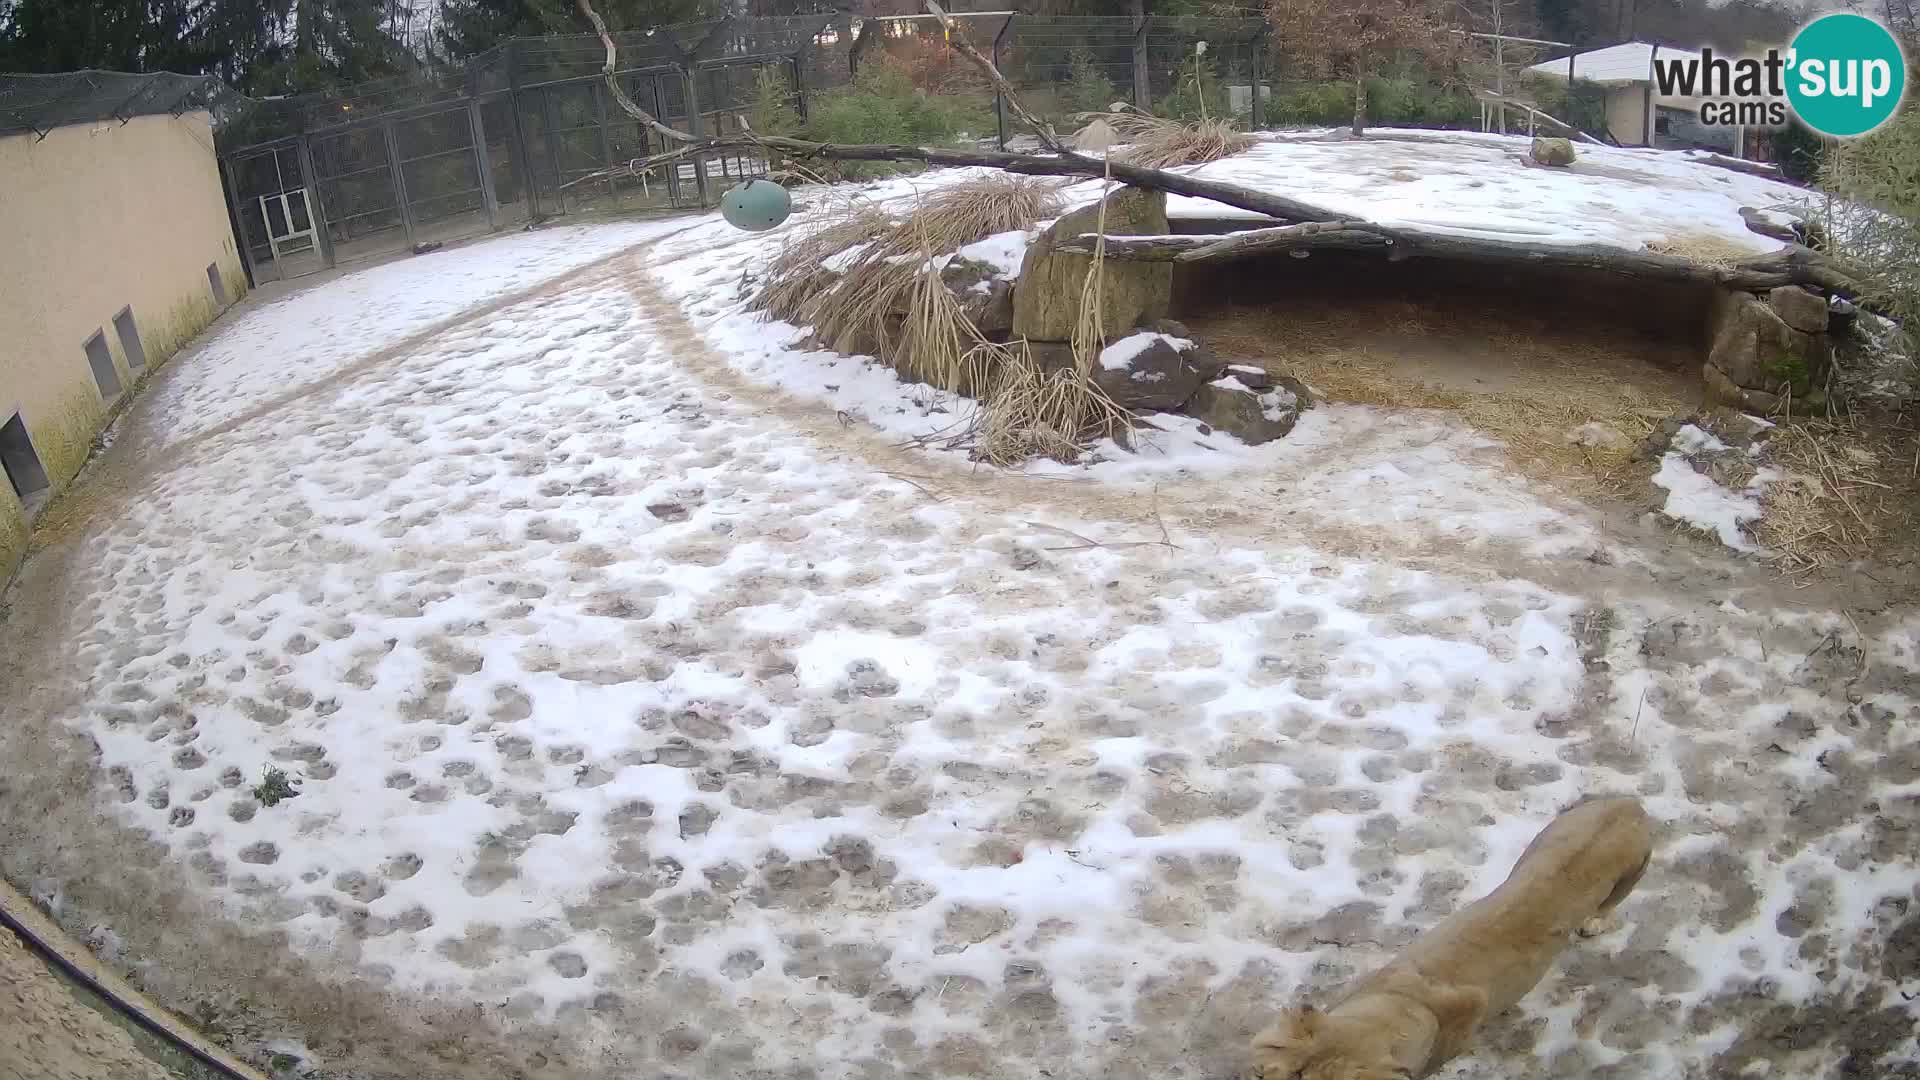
[720,178,792,232]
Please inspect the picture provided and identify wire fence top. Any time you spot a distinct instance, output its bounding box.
[0,69,237,138]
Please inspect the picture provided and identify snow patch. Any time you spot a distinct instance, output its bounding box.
[953,229,1032,278]
[1098,331,1192,371]
[1652,453,1776,552]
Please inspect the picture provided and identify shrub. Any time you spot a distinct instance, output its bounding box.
[1821,97,1920,349]
[253,766,300,808]
[801,64,993,179]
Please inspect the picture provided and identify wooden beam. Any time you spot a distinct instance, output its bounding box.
[1057,226,1870,300]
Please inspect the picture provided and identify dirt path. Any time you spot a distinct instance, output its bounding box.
[0,236,1914,1080]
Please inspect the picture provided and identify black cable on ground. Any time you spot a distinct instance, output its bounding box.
[0,899,262,1080]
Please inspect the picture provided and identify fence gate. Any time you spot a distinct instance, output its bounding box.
[223,140,326,281]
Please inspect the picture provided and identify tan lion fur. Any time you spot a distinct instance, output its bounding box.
[1250,796,1654,1080]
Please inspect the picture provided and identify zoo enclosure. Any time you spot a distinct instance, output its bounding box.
[215,14,1268,283]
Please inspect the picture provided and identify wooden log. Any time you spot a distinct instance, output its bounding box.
[1685,151,1785,180]
[1060,225,1871,299]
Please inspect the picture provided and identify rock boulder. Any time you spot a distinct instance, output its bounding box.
[1531,137,1576,166]
[1093,331,1206,411]
[1013,187,1172,341]
[1183,375,1302,445]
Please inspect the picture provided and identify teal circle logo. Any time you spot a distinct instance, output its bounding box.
[1786,13,1907,137]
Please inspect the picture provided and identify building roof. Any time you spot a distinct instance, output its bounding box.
[1526,41,1704,87]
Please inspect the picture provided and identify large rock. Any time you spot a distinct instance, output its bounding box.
[1013,187,1172,341]
[1183,375,1302,445]
[1531,137,1576,166]
[1092,331,1205,411]
[1768,285,1829,334]
[941,256,1016,339]
[1708,290,1830,396]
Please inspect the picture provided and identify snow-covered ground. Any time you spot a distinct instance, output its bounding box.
[8,133,1919,1080]
[135,219,692,452]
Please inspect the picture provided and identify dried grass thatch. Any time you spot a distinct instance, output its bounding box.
[1753,419,1918,573]
[1644,231,1767,269]
[753,173,1132,464]
[756,174,1061,374]
[1098,110,1255,169]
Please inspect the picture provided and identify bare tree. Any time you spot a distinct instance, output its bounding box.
[1266,0,1464,137]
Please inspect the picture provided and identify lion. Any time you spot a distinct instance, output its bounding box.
[1249,796,1653,1080]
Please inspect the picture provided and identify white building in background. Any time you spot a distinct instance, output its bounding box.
[1526,41,1739,152]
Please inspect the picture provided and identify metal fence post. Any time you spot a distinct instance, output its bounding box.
[592,80,617,199]
[294,133,336,267]
[542,85,568,214]
[506,40,542,222]
[1132,12,1152,111]
[468,99,500,230]
[789,53,808,124]
[993,15,1014,151]
[1250,31,1266,130]
[685,64,709,206]
[217,154,260,288]
[381,119,419,250]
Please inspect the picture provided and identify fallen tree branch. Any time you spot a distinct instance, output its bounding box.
[575,0,694,145]
[926,1,1066,155]
[1058,226,1873,300]
[1472,90,1604,146]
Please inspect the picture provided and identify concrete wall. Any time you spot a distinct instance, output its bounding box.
[0,110,246,578]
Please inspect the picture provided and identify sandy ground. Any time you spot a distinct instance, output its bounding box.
[1,226,1918,1080]
[0,920,204,1080]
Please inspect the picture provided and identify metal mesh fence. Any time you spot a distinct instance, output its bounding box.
[212,15,1272,283]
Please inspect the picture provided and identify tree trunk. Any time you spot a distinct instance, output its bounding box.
[1351,67,1366,137]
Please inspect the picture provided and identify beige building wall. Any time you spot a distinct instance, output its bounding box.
[1605,86,1650,145]
[0,109,246,577]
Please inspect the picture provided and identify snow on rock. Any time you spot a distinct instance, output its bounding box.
[1099,331,1195,372]
[952,229,1032,279]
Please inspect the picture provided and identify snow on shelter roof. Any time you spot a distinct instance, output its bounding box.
[1526,41,1703,87]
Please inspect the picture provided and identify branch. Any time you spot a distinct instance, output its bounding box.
[924,0,1067,155]
[575,0,695,144]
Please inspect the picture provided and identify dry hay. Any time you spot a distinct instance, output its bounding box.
[753,174,1131,464]
[1645,230,1768,269]
[1753,418,1919,573]
[1097,110,1255,169]
[1195,302,1692,497]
